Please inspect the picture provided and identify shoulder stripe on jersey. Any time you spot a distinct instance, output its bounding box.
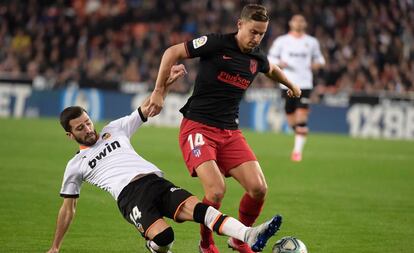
[184,42,190,58]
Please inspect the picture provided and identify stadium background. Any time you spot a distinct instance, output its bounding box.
[0,0,413,252]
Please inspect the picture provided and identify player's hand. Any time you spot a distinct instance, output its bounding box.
[166,64,187,85]
[287,85,301,98]
[148,91,164,117]
[148,64,187,117]
[139,95,152,118]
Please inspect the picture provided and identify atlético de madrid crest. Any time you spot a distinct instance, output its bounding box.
[250,59,257,74]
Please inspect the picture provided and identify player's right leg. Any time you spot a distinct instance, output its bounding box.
[227,161,267,253]
[195,161,226,253]
[179,118,225,253]
[291,108,309,162]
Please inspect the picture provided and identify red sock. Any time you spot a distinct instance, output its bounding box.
[235,193,264,245]
[200,197,221,248]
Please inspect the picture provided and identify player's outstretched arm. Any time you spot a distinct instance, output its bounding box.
[148,43,188,117]
[266,64,302,98]
[46,198,77,253]
[140,64,187,118]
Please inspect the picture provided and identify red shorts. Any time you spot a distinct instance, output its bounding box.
[179,118,257,177]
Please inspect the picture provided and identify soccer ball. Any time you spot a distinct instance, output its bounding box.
[272,236,308,253]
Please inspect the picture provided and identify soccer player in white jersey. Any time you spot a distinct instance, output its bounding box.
[46,65,282,253]
[268,14,325,162]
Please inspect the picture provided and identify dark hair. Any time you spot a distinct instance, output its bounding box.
[240,4,269,22]
[60,106,87,132]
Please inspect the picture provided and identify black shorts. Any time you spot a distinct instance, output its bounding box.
[117,174,193,238]
[281,89,312,114]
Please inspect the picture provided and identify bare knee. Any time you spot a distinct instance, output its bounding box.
[205,185,226,203]
[247,183,267,200]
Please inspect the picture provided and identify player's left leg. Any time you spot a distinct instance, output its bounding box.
[291,108,309,162]
[214,131,266,253]
[227,161,267,253]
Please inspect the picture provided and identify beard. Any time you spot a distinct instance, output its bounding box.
[75,130,99,146]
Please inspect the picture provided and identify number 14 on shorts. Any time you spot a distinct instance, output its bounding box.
[188,133,205,157]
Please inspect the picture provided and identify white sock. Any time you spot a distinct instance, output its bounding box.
[149,241,160,250]
[148,240,173,253]
[204,206,248,242]
[221,217,248,242]
[293,134,306,153]
[204,206,221,229]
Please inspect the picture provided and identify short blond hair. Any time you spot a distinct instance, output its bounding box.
[240,4,269,22]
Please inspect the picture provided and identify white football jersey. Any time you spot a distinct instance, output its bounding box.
[268,33,325,89]
[60,109,163,200]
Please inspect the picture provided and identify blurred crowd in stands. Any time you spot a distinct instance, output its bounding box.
[0,0,413,97]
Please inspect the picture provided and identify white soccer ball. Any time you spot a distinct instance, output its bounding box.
[272,236,308,253]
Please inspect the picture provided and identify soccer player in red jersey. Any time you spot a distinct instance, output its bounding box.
[148,4,301,253]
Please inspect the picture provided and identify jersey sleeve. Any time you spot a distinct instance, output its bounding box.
[60,162,83,198]
[104,108,147,138]
[184,34,223,58]
[267,38,283,65]
[312,38,326,65]
[259,51,270,73]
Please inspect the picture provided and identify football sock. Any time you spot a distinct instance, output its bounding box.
[194,203,248,242]
[293,134,306,153]
[293,123,308,153]
[200,197,221,248]
[235,193,264,245]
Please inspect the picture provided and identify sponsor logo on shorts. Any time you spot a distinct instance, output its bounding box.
[170,187,182,192]
[192,36,207,49]
[137,223,144,234]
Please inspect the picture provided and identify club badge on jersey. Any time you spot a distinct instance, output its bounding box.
[102,133,111,140]
[250,59,258,74]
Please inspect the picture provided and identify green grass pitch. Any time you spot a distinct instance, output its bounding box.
[0,117,413,252]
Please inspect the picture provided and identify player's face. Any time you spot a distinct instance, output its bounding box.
[289,15,307,33]
[237,19,268,51]
[67,112,99,146]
